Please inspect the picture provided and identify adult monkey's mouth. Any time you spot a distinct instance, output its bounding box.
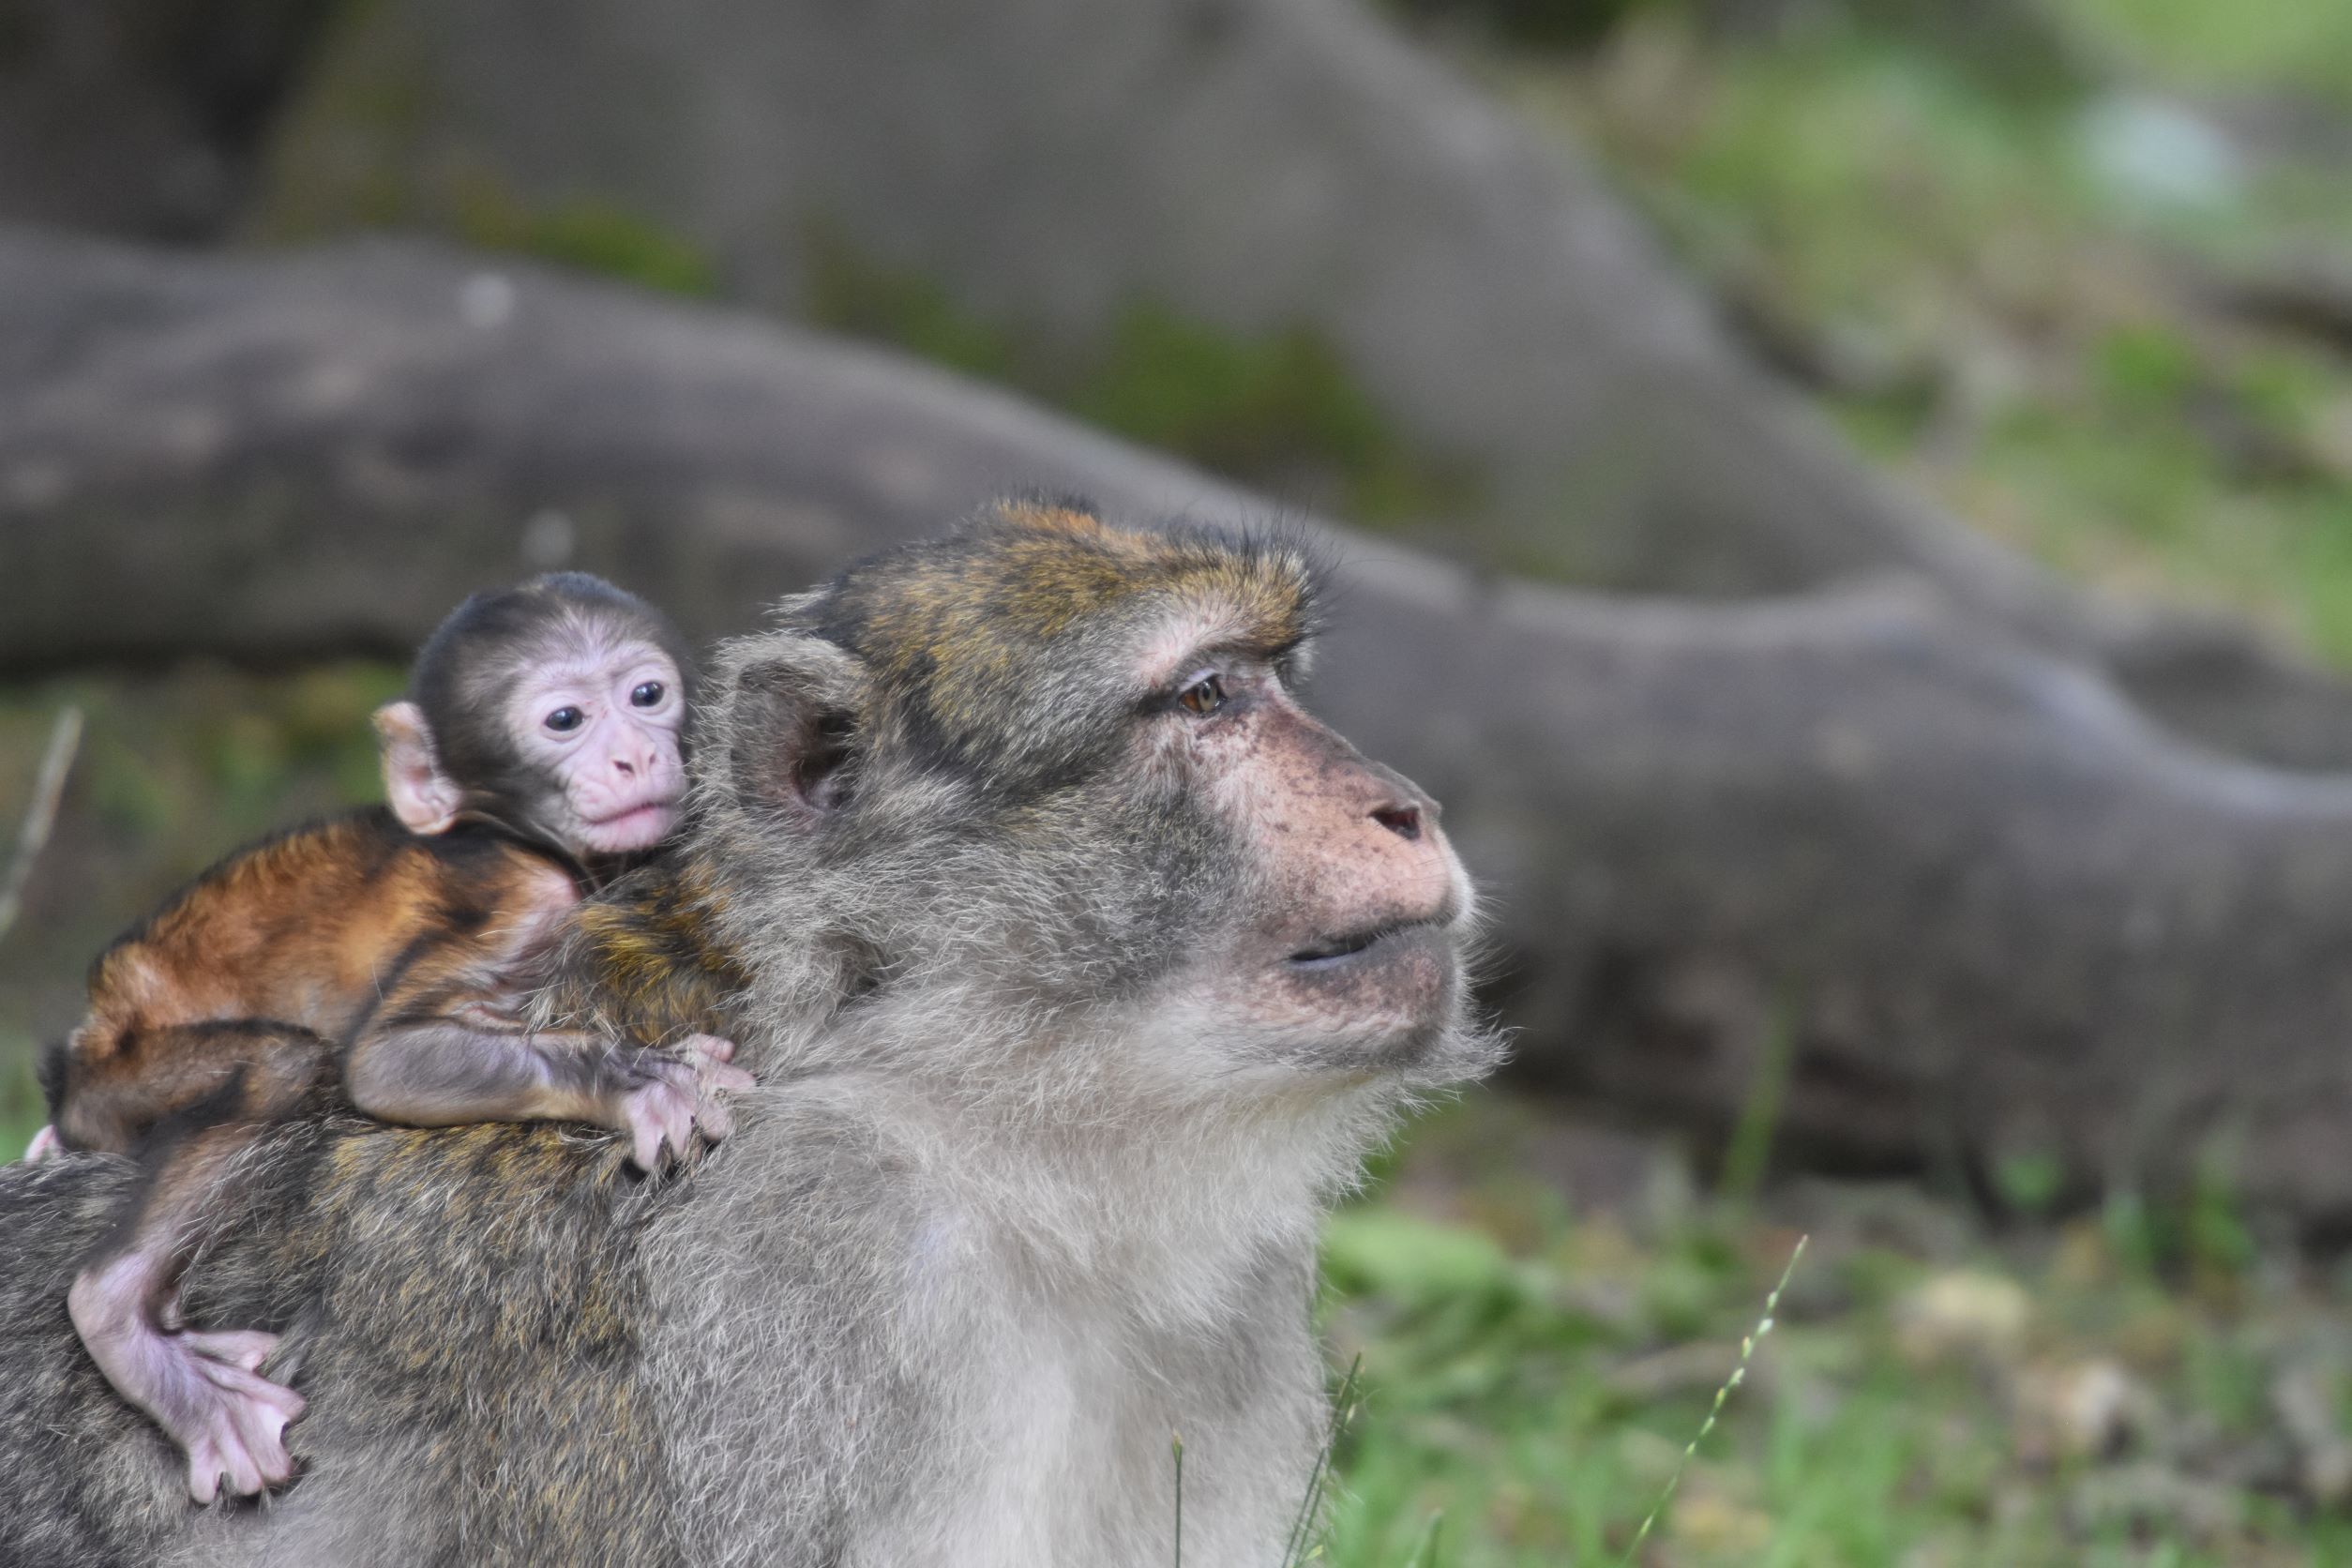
[1286,915,1449,970]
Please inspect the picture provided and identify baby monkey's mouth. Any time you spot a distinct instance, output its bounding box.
[586,796,681,830]
[580,797,683,852]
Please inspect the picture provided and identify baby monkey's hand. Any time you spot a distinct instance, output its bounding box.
[611,1034,754,1173]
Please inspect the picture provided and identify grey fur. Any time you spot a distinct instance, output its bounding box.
[0,510,1498,1566]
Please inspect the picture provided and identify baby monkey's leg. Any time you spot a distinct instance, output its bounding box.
[68,1032,325,1503]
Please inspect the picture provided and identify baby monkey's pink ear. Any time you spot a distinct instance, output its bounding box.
[374,701,465,835]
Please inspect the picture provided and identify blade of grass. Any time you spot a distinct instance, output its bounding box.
[1282,1352,1362,1567]
[1404,1508,1444,1568]
[1619,1233,1808,1566]
[0,707,82,946]
[1719,988,1798,1206]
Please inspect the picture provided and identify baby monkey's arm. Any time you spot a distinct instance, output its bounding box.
[344,994,750,1173]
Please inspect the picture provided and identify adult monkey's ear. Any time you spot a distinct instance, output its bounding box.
[373,701,465,835]
[711,631,868,826]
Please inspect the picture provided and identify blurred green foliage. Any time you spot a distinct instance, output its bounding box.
[805,229,1021,382]
[1500,2,2352,659]
[2054,0,2352,110]
[1395,0,2087,96]
[258,11,722,300]
[1387,0,1664,52]
[807,233,1475,525]
[455,191,719,298]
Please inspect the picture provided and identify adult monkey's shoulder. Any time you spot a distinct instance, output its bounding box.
[541,851,759,1058]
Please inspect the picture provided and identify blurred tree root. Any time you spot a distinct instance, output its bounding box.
[14,231,2352,1232]
[8,0,2352,772]
[233,0,2352,774]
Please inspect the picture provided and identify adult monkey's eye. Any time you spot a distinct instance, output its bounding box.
[545,706,584,733]
[631,681,665,708]
[1178,673,1227,716]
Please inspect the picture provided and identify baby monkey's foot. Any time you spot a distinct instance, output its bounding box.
[173,1330,306,1503]
[69,1266,305,1502]
[23,1123,59,1161]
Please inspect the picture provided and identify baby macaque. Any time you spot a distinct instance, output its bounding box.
[30,572,750,1503]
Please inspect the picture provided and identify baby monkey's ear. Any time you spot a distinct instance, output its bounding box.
[374,701,465,836]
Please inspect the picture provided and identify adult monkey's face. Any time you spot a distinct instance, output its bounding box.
[1142,636,1469,1076]
[735,500,1478,1088]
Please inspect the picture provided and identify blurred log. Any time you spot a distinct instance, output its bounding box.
[235,0,2352,772]
[259,0,1999,606]
[11,230,2352,1229]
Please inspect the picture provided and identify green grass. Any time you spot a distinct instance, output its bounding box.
[1314,1098,2352,1566]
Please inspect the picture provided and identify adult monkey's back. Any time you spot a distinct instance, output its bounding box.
[0,500,1500,1568]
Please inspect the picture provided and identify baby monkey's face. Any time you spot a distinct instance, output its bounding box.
[509,641,689,857]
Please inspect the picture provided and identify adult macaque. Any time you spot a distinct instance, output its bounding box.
[0,503,1494,1566]
[30,573,748,1504]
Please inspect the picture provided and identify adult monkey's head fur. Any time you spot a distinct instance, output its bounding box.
[682,498,1491,1107]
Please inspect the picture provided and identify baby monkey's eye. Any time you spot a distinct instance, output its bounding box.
[631,681,666,708]
[1178,673,1228,716]
[545,706,584,733]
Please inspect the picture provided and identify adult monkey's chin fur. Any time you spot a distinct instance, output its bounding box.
[0,498,1499,1568]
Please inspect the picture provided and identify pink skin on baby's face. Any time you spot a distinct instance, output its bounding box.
[507,643,688,857]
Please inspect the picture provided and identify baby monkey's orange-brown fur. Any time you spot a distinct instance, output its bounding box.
[42,813,611,1510]
[53,811,575,1158]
